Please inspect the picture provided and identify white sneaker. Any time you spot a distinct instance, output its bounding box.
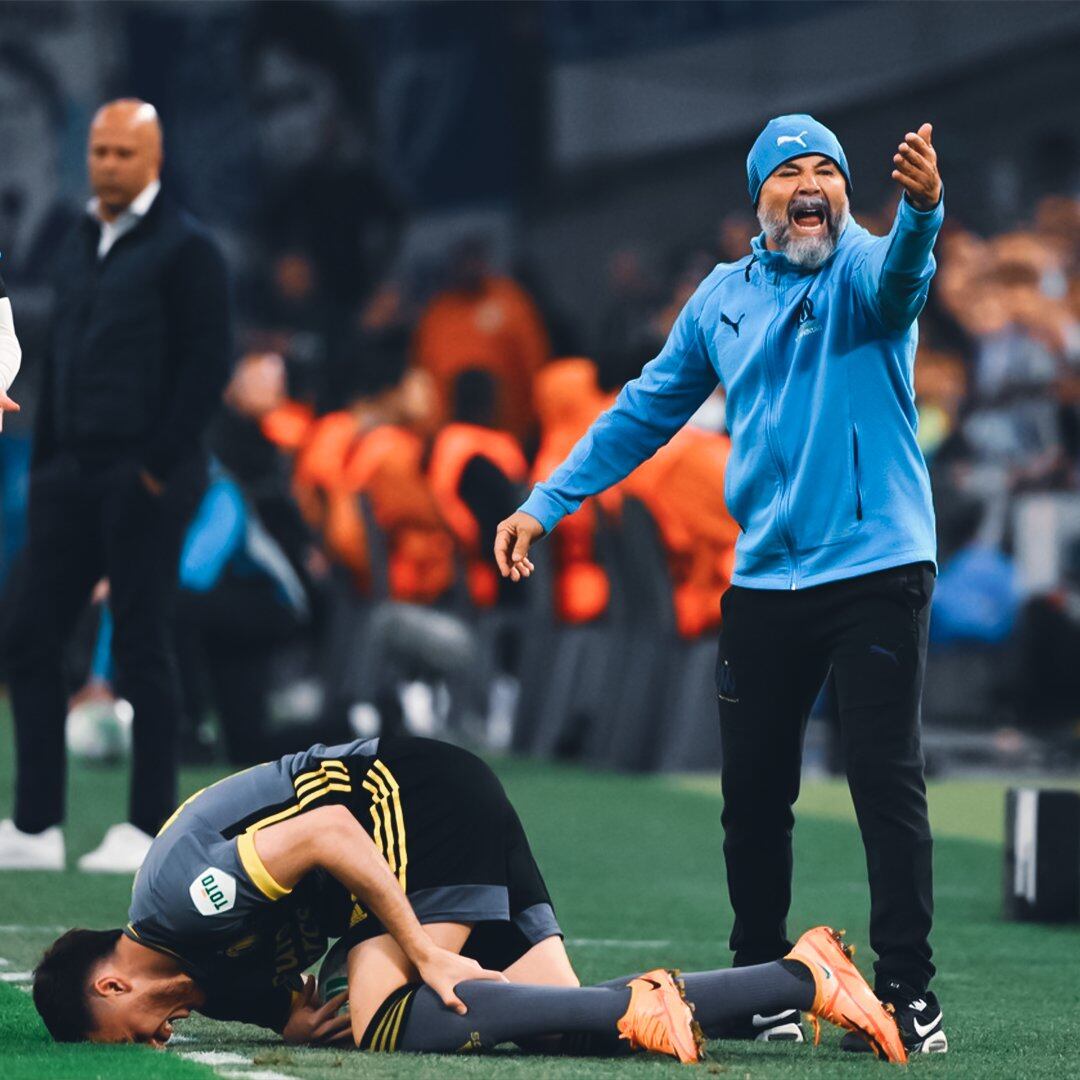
[77,823,154,874]
[0,819,65,870]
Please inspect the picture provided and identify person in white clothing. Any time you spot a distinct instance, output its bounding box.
[0,272,22,428]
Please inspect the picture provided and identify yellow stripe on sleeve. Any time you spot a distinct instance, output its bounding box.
[293,764,324,786]
[237,831,292,900]
[295,763,352,798]
[294,774,327,798]
[243,776,352,835]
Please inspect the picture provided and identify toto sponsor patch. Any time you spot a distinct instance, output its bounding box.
[189,867,237,916]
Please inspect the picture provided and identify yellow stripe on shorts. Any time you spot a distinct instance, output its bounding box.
[362,761,407,892]
[384,990,414,1051]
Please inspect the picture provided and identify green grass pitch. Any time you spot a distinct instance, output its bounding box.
[2,706,1078,1079]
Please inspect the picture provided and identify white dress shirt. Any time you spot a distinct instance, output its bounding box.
[88,178,161,260]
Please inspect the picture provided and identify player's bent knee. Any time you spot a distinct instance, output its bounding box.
[502,935,579,986]
[355,983,420,1052]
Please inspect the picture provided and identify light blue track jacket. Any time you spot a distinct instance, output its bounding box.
[520,196,944,590]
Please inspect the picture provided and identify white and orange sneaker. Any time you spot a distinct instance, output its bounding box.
[785,926,907,1064]
[616,968,706,1064]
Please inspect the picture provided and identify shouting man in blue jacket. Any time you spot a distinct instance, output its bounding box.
[495,115,947,1055]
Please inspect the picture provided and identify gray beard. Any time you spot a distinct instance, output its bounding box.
[757,199,849,269]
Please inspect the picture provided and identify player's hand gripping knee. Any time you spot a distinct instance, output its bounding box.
[282,975,352,1045]
[418,946,507,1015]
[494,511,542,581]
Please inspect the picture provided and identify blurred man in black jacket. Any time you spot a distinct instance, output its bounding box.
[0,99,231,873]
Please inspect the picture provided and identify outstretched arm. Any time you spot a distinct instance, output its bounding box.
[252,805,505,1015]
[853,123,944,332]
[495,295,718,579]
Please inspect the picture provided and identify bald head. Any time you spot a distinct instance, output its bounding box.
[88,98,163,221]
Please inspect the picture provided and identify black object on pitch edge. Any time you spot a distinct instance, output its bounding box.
[1004,788,1080,923]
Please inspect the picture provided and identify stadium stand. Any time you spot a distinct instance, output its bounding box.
[1,2,1078,777]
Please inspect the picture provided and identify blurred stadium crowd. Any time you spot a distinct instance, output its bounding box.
[2,2,1080,773]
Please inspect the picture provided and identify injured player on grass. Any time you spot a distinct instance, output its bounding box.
[31,736,906,1063]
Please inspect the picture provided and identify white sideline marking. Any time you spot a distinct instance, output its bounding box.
[180,1052,251,1066]
[0,924,66,933]
[0,956,9,965]
[220,1072,292,1080]
[178,1048,295,1080]
[567,937,671,948]
[0,970,32,982]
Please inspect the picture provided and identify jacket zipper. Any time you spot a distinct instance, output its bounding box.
[760,278,799,588]
[852,424,863,521]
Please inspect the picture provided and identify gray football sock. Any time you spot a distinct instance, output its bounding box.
[395,961,814,1053]
[395,981,632,1053]
[591,960,815,1037]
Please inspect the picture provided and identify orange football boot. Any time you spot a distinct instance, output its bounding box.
[786,926,908,1064]
[616,968,706,1064]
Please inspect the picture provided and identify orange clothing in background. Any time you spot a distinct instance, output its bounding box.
[413,276,550,439]
[338,426,455,603]
[622,427,739,637]
[260,400,315,452]
[271,408,454,603]
[289,411,365,532]
[532,359,615,624]
[429,423,528,607]
[532,360,736,633]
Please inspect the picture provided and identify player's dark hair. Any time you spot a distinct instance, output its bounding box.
[33,928,123,1042]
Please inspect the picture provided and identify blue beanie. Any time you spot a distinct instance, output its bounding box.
[746,114,851,206]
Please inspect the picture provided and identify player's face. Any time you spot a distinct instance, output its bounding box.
[88,975,197,1048]
[758,155,847,242]
[87,106,161,216]
[756,155,849,269]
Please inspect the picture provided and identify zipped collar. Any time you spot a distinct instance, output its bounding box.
[748,219,853,282]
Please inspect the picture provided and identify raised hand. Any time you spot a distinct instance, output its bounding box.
[892,123,942,211]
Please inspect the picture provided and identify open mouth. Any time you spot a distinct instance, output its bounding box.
[158,1009,189,1042]
[788,199,829,234]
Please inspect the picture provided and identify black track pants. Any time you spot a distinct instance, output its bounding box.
[716,562,935,992]
[7,454,204,835]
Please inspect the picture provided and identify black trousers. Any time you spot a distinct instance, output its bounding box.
[716,561,935,993]
[7,453,204,835]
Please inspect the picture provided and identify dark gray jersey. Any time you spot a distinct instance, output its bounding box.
[125,738,378,1029]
